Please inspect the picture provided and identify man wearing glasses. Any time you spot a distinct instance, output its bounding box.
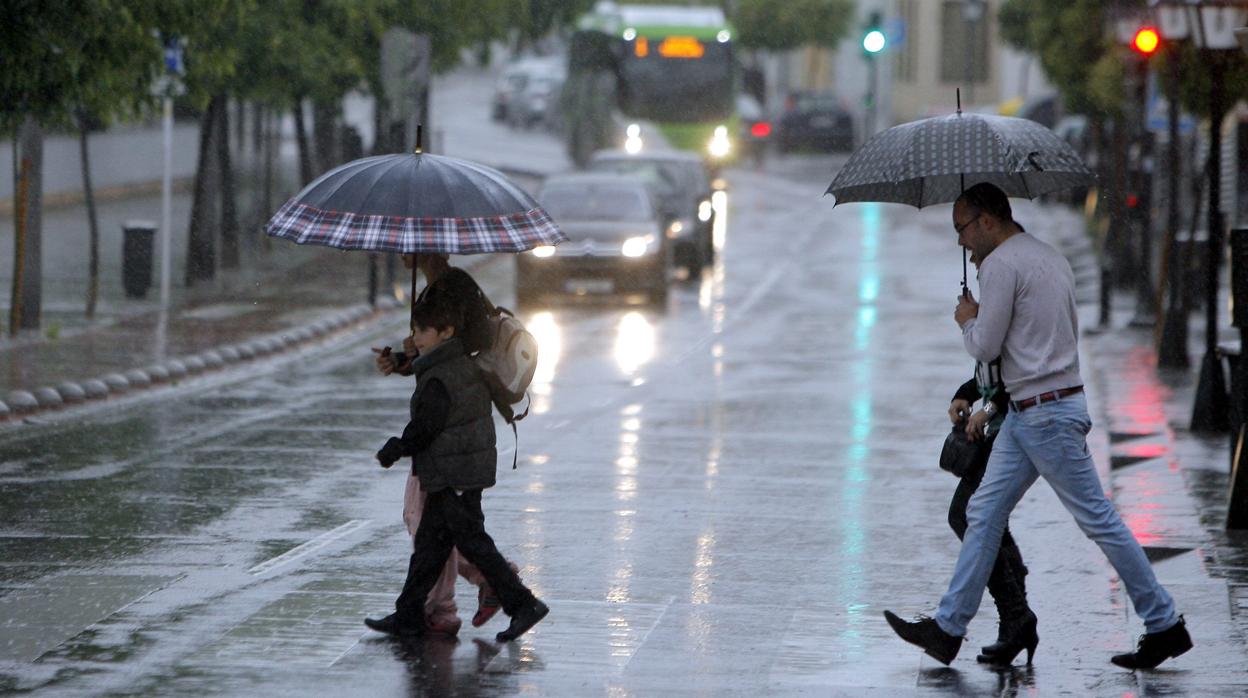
[883,182,1191,670]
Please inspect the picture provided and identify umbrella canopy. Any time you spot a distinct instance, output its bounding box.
[827,111,1094,208]
[265,152,567,254]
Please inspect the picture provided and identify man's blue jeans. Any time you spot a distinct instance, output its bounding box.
[934,393,1178,637]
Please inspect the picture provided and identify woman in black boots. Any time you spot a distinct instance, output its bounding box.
[946,358,1038,665]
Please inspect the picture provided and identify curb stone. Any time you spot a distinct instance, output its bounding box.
[33,387,63,409]
[101,373,130,393]
[6,391,39,414]
[164,360,188,380]
[56,382,86,403]
[1,298,405,424]
[82,379,109,399]
[124,369,152,388]
[199,351,225,370]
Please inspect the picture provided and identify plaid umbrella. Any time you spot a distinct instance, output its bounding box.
[265,152,567,254]
[827,111,1094,209]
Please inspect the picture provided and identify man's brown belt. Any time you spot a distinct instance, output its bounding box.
[1010,386,1084,412]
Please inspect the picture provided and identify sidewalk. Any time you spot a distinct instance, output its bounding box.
[1083,295,1248,646]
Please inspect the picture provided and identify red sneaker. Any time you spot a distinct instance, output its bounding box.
[472,586,501,628]
[425,614,462,637]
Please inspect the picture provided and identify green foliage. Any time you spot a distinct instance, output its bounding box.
[1087,49,1128,120]
[996,0,1033,53]
[997,0,1117,116]
[733,0,855,52]
[1162,42,1248,119]
[0,0,163,130]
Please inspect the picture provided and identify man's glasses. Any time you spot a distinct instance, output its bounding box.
[954,213,981,235]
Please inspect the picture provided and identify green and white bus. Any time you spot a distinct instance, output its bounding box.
[567,3,738,166]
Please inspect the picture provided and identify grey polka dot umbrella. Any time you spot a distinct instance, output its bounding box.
[827,111,1095,208]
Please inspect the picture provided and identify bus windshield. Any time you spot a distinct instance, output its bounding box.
[618,42,733,123]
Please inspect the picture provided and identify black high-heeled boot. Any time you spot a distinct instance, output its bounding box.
[976,609,1038,665]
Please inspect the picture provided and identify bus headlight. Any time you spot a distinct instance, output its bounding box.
[708,125,731,159]
[625,123,643,154]
[531,245,556,258]
[621,236,651,257]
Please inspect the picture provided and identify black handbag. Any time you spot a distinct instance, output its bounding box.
[940,420,983,478]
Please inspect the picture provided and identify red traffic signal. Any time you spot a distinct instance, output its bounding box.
[1133,27,1160,55]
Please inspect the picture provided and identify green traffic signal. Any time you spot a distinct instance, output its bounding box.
[863,29,886,54]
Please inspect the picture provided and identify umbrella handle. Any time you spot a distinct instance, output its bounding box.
[962,246,968,291]
[410,264,417,333]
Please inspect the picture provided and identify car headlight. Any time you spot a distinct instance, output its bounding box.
[707,125,731,159]
[666,220,684,238]
[625,123,644,154]
[697,200,713,222]
[531,245,556,258]
[621,236,652,257]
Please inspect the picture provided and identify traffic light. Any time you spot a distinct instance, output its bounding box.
[1132,26,1160,56]
[862,12,886,56]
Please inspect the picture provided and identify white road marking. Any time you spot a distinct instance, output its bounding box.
[248,519,372,576]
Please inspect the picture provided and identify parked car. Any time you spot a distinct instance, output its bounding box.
[519,173,670,306]
[776,91,855,153]
[587,149,715,273]
[507,64,566,131]
[491,57,563,124]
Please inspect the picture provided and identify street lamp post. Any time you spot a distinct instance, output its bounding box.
[962,0,985,107]
[861,12,887,137]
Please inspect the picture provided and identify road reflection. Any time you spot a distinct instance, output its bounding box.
[525,311,562,415]
[614,312,655,376]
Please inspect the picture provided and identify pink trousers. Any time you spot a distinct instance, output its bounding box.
[402,473,485,624]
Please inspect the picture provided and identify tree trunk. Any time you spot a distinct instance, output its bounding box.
[372,92,388,155]
[1111,116,1132,288]
[294,96,314,185]
[235,97,246,159]
[10,115,43,334]
[313,98,338,173]
[186,99,220,285]
[215,94,241,269]
[78,113,101,319]
[263,108,276,229]
[252,102,264,156]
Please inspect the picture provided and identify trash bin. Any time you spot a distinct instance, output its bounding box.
[121,220,157,299]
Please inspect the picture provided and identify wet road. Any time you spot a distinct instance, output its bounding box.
[2,158,1245,696]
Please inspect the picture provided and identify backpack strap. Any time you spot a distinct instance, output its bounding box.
[504,393,530,470]
[509,420,519,470]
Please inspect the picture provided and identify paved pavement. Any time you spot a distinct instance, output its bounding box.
[0,63,1245,696]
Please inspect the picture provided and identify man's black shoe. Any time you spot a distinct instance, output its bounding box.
[883,610,962,665]
[1111,616,1192,669]
[495,599,549,643]
[364,613,426,638]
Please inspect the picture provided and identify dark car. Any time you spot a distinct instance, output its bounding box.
[776,91,855,153]
[587,149,715,273]
[518,173,669,306]
[736,93,772,166]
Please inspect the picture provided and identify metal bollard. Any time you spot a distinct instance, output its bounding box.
[1231,426,1248,529]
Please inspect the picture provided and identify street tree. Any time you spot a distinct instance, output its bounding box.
[732,0,855,52]
[152,0,255,282]
[0,0,165,330]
